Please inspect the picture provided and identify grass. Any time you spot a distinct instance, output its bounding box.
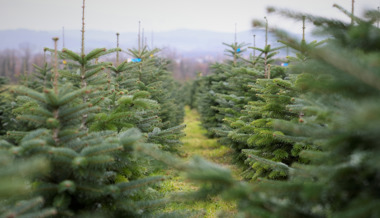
[157,106,241,217]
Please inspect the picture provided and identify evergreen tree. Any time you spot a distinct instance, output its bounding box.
[193,33,301,181]
[2,35,172,216]
[0,145,56,217]
[195,63,235,137]
[195,42,249,137]
[234,77,299,180]
[0,76,26,138]
[183,5,380,218]
[222,42,248,67]
[126,46,184,127]
[245,6,380,216]
[9,79,164,216]
[117,45,185,153]
[0,76,9,136]
[2,1,185,217]
[248,17,286,77]
[23,49,54,92]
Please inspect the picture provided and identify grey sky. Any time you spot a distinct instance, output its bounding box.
[0,0,378,33]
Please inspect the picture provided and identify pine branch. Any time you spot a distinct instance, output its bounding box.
[19,139,47,151]
[13,87,46,104]
[315,47,380,91]
[85,155,115,166]
[17,115,46,125]
[117,176,165,192]
[50,147,79,159]
[84,66,105,80]
[61,106,100,123]
[80,144,123,157]
[2,197,56,218]
[60,48,82,63]
[243,149,291,172]
[43,89,59,107]
[333,4,365,25]
[58,88,91,106]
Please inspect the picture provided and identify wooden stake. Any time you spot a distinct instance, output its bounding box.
[302,16,306,42]
[234,23,237,66]
[80,0,88,130]
[43,49,46,64]
[81,0,85,57]
[52,37,59,95]
[62,26,65,48]
[138,21,141,53]
[264,17,268,76]
[52,37,60,144]
[253,34,256,57]
[116,33,120,65]
[351,0,355,25]
[264,16,268,46]
[377,7,380,28]
[234,23,237,44]
[151,31,154,49]
[142,28,145,48]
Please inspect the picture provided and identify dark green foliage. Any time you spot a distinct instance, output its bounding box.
[222,42,248,66]
[192,39,303,180]
[247,44,286,70]
[185,5,380,218]
[118,47,183,126]
[7,83,165,216]
[0,76,9,136]
[0,2,187,217]
[180,76,203,110]
[1,36,185,216]
[195,63,228,137]
[0,77,25,137]
[249,9,380,216]
[237,78,300,180]
[110,46,185,152]
[25,61,54,91]
[0,148,56,217]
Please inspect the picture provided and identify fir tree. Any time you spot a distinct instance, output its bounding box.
[0,76,9,136]
[118,44,185,152]
[24,49,54,91]
[0,145,56,217]
[248,6,380,216]
[183,5,380,218]
[194,42,250,137]
[193,34,301,181]
[248,17,286,78]
[4,36,168,217]
[0,76,27,139]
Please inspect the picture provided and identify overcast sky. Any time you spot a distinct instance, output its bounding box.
[0,0,378,33]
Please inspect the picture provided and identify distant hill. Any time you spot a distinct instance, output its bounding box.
[0,28,315,58]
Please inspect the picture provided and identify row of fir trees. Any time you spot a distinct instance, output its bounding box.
[183,5,380,218]
[2,2,380,217]
[0,1,187,216]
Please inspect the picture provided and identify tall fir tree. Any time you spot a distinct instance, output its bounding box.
[5,37,167,216]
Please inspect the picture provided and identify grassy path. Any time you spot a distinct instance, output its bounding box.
[158,107,241,217]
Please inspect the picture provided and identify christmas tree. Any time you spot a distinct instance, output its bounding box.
[0,0,186,215]
[181,4,380,218]
[0,148,56,217]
